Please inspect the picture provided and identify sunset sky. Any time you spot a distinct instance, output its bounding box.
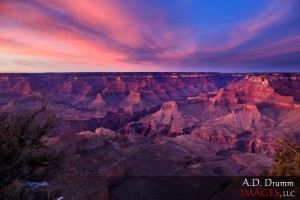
[0,0,300,72]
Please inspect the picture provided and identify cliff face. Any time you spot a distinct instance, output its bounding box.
[1,72,299,198]
[0,72,238,131]
[0,73,299,140]
[0,73,299,171]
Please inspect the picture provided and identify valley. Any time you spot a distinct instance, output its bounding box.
[0,72,299,199]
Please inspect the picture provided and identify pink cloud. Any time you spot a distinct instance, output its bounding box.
[0,0,299,72]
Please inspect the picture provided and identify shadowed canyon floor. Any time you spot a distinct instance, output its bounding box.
[0,72,299,199]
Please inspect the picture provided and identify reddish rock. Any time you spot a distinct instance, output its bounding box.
[95,127,117,140]
[88,93,105,109]
[0,76,11,91]
[12,80,32,95]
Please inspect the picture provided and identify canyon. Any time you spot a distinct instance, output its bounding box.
[0,72,299,199]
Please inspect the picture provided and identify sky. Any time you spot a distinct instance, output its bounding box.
[0,0,300,72]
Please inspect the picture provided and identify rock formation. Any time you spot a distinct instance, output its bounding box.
[1,72,300,198]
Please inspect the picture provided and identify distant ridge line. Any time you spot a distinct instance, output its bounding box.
[0,72,299,77]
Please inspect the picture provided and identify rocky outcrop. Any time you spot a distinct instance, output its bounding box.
[12,80,32,95]
[102,76,126,95]
[118,101,200,137]
[119,91,142,112]
[161,100,178,111]
[46,129,133,200]
[95,127,117,140]
[227,75,294,106]
[265,74,300,102]
[88,93,106,109]
[58,81,73,97]
[208,88,238,106]
[47,131,105,154]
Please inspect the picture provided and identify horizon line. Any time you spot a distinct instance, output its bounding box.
[0,71,299,74]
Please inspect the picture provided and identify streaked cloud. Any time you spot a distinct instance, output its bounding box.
[0,0,299,72]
